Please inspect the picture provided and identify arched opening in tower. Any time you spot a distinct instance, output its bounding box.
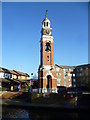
[47,75,52,88]
[45,42,51,51]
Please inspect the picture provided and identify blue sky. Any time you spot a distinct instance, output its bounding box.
[2,2,88,77]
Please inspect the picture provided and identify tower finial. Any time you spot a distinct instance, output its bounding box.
[45,10,48,18]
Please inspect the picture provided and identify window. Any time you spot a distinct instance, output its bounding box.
[44,22,46,27]
[73,74,75,77]
[44,22,48,27]
[69,84,72,87]
[0,73,1,78]
[44,22,45,27]
[45,42,51,51]
[73,79,76,82]
[64,73,67,77]
[86,67,88,70]
[57,84,61,86]
[47,22,48,27]
[63,69,66,72]
[56,68,60,72]
[57,73,61,76]
[64,79,66,86]
[86,71,88,76]
[57,79,61,82]
[77,73,79,76]
[68,73,72,76]
[4,73,11,79]
[64,76,66,79]
[80,67,83,71]
[68,79,71,82]
[68,68,71,72]
[80,73,83,76]
[77,68,79,72]
[47,56,49,61]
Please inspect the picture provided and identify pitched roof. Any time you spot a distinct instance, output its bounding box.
[0,67,10,73]
[0,67,29,77]
[8,70,19,75]
[76,64,90,68]
[13,70,29,77]
[55,64,75,69]
[60,65,75,69]
[0,67,4,72]
[55,64,63,68]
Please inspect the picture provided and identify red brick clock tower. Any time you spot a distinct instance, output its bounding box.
[38,11,57,93]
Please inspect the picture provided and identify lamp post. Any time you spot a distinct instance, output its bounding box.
[31,73,33,86]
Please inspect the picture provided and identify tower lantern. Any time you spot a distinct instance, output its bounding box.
[42,10,51,29]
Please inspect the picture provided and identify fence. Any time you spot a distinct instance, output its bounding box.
[31,88,58,93]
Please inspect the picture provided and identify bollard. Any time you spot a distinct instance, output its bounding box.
[75,96,78,101]
[67,94,70,100]
[71,94,73,98]
[64,94,66,98]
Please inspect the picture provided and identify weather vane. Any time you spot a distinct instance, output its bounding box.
[45,10,48,18]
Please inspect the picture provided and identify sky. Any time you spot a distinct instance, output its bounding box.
[2,2,88,77]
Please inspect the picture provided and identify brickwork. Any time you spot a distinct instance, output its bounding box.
[38,15,57,90]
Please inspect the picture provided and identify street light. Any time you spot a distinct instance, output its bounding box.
[31,73,33,79]
[31,73,33,85]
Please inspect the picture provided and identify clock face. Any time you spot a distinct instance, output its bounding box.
[46,30,50,34]
[43,29,51,35]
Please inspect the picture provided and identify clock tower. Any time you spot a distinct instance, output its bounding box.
[38,11,57,93]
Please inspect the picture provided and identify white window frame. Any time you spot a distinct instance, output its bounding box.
[0,73,4,78]
[57,84,61,86]
[73,74,75,77]
[68,68,71,72]
[57,78,61,82]
[68,79,71,82]
[68,73,72,77]
[74,84,76,87]
[73,79,76,82]
[56,68,60,72]
[69,84,72,87]
[63,69,66,72]
[57,73,61,76]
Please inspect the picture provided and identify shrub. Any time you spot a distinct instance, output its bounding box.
[0,87,7,91]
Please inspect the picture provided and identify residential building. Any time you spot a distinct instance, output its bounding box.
[0,67,30,91]
[13,70,29,80]
[72,64,90,89]
[38,11,89,93]
[0,67,11,79]
[55,64,75,88]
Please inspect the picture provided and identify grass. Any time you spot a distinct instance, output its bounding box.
[0,87,7,91]
[31,93,66,105]
[21,86,31,91]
